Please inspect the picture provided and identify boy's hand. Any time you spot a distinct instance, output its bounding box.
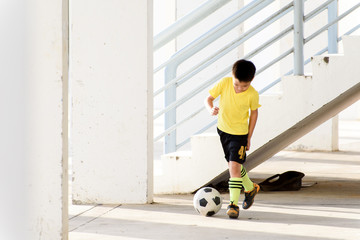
[211,107,219,116]
[246,138,251,151]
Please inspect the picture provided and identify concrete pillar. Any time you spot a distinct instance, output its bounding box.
[0,0,69,239]
[71,0,153,204]
[26,0,69,239]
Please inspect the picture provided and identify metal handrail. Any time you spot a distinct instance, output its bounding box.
[154,1,293,119]
[153,25,295,141]
[305,3,360,44]
[161,1,276,153]
[153,0,274,73]
[154,1,294,97]
[305,0,336,21]
[156,0,347,119]
[154,0,231,51]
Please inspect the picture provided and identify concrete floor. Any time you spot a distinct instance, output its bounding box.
[69,120,360,240]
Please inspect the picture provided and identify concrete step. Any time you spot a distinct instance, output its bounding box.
[155,134,227,194]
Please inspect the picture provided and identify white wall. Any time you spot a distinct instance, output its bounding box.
[0,0,68,239]
[71,0,153,204]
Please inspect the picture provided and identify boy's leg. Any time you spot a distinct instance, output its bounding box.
[229,162,259,210]
[241,165,254,191]
[228,177,242,204]
[219,130,259,216]
[227,161,242,218]
[226,136,247,218]
[241,165,260,209]
[228,161,242,204]
[228,162,253,204]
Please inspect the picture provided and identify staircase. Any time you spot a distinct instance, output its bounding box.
[155,36,360,194]
[153,1,360,194]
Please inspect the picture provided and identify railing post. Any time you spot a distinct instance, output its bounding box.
[294,0,304,75]
[164,64,177,153]
[328,0,338,54]
[328,0,339,151]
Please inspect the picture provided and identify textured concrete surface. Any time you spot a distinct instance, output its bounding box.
[69,120,360,240]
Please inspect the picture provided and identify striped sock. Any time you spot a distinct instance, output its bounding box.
[241,165,254,192]
[228,177,243,206]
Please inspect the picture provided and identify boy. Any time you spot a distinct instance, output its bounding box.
[205,59,261,219]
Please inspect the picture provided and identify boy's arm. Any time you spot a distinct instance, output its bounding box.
[204,95,219,116]
[247,109,258,150]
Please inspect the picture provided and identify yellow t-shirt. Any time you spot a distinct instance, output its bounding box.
[209,77,261,135]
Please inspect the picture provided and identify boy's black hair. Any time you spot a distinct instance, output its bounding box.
[232,59,256,82]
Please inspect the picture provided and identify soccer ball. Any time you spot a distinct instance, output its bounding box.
[193,187,223,216]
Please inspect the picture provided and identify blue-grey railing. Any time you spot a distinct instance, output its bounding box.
[154,0,231,51]
[154,0,360,153]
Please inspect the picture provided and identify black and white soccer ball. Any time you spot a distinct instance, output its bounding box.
[193,187,223,216]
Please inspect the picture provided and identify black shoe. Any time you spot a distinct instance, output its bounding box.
[226,203,239,219]
[242,183,260,210]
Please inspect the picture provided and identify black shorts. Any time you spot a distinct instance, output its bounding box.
[217,128,248,164]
